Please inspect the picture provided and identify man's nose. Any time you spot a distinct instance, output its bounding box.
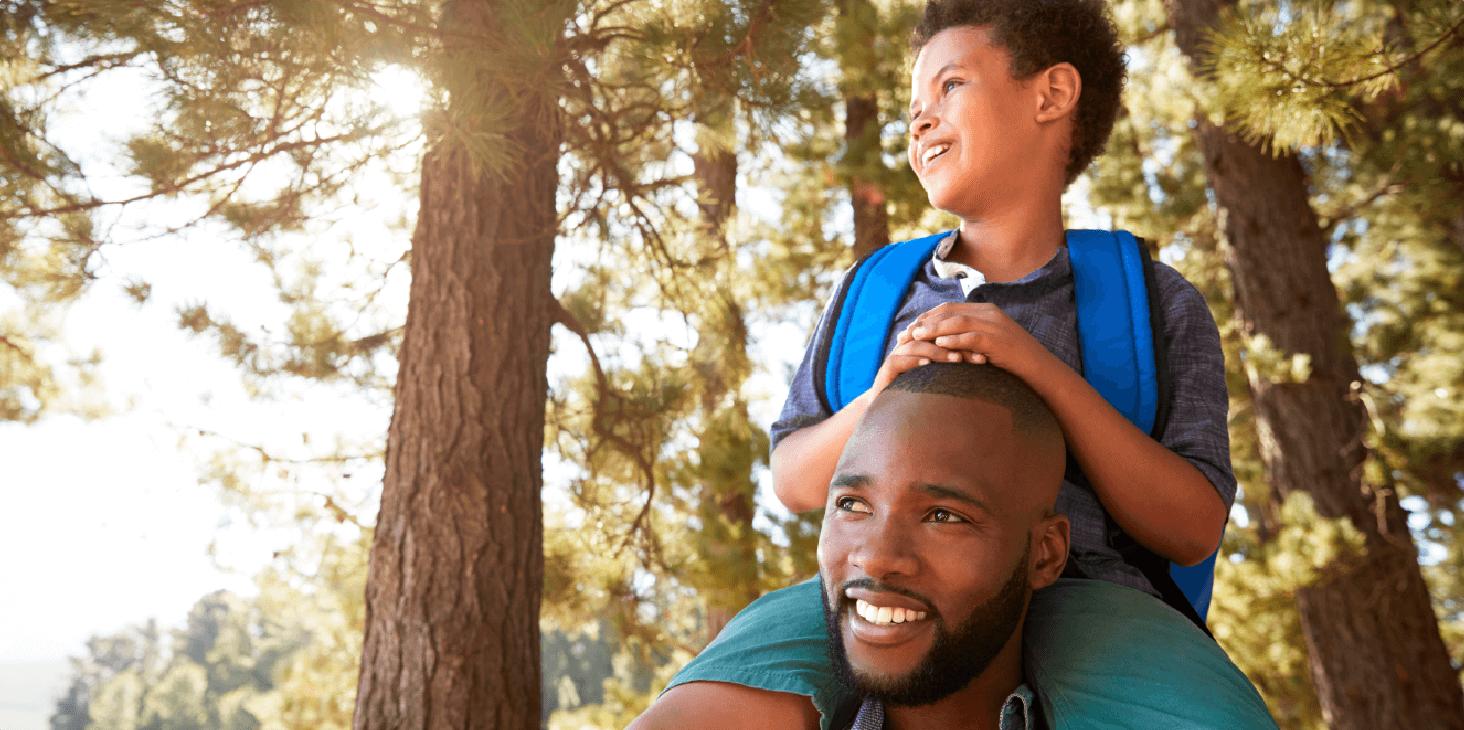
[849,517,920,580]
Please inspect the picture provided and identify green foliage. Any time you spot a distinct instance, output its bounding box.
[1208,0,1464,151]
[1099,0,1464,722]
[56,591,303,730]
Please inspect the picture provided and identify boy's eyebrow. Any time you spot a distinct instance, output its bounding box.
[830,473,870,490]
[919,482,992,515]
[909,63,965,115]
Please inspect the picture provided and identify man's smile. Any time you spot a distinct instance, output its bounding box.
[843,586,938,647]
[855,599,928,625]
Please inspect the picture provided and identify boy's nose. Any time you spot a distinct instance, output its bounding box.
[911,114,937,137]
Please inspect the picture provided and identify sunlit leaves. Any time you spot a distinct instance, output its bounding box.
[1207,0,1464,151]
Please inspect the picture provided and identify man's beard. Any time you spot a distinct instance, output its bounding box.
[821,545,1030,708]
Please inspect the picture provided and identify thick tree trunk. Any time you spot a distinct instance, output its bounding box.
[1166,0,1464,727]
[841,0,890,259]
[354,4,562,728]
[846,93,890,259]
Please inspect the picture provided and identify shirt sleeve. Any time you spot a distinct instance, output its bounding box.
[1151,262,1238,509]
[768,266,858,451]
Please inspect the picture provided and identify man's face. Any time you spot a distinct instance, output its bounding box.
[817,390,1050,706]
[907,26,1041,217]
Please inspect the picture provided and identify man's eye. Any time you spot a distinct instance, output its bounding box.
[835,496,872,514]
[928,508,966,524]
[941,78,961,94]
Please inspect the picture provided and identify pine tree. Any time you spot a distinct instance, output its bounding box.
[1164,0,1464,724]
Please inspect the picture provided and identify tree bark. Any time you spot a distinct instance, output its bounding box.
[354,3,562,727]
[841,0,890,259]
[1165,0,1464,727]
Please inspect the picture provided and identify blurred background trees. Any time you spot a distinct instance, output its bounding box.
[3,0,1460,728]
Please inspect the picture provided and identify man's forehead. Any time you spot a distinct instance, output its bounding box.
[858,388,1018,439]
[839,392,1022,487]
[845,386,1067,505]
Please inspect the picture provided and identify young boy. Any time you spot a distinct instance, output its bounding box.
[630,0,1275,727]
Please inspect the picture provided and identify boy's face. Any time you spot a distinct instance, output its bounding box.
[818,390,1055,704]
[907,26,1044,218]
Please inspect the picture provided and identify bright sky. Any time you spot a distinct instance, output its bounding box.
[0,205,407,665]
[0,66,412,665]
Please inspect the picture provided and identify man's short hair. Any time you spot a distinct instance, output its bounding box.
[884,362,1062,446]
[909,0,1126,185]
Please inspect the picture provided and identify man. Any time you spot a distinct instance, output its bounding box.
[632,362,1072,729]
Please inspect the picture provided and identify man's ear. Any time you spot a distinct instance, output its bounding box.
[1029,512,1070,590]
[1034,62,1080,124]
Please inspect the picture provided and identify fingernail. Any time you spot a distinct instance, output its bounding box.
[912,328,926,338]
[947,352,960,362]
[919,358,930,365]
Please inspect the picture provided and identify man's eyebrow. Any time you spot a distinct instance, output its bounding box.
[919,483,991,514]
[830,473,870,490]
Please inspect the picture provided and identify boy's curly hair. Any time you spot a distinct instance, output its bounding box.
[911,0,1125,185]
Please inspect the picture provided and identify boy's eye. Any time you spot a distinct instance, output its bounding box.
[835,496,872,514]
[941,78,961,94]
[927,508,966,524]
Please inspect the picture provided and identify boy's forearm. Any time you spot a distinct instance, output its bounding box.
[1024,355,1227,567]
[770,391,874,513]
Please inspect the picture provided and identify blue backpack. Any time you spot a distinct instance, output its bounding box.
[811,229,1220,631]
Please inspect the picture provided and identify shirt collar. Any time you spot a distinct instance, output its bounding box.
[929,231,1070,298]
[850,684,1038,730]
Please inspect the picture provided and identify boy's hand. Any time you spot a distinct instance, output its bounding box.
[868,333,966,394]
[907,303,1058,378]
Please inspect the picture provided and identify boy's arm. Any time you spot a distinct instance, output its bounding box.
[911,301,1227,567]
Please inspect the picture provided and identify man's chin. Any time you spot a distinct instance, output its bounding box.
[843,648,930,693]
[834,610,959,708]
[844,665,945,703]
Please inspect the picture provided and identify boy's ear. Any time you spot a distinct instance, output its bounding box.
[1034,62,1081,124]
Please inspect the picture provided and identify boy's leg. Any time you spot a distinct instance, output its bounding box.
[1024,578,1279,730]
[659,577,854,730]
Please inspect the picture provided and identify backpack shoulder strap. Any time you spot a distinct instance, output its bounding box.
[1066,229,1159,434]
[1137,239,1176,441]
[1069,231,1218,629]
[817,232,950,412]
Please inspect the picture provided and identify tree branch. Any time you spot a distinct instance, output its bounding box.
[1317,13,1464,89]
[6,128,378,219]
[550,296,662,554]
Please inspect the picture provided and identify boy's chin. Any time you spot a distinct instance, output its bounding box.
[923,187,990,221]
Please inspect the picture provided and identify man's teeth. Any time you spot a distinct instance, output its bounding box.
[922,144,950,166]
[854,598,928,625]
